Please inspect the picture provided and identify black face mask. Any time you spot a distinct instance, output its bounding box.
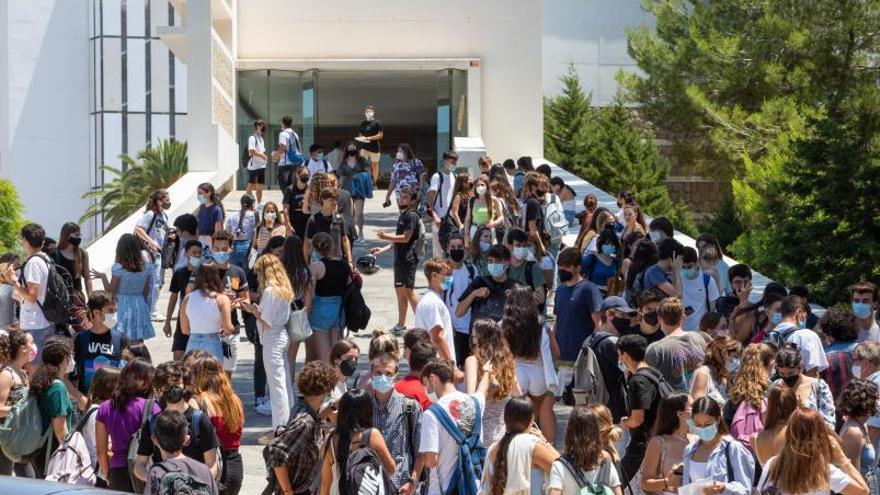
[162,384,185,404]
[68,237,82,248]
[346,148,358,156]
[299,174,310,183]
[558,270,574,283]
[612,317,631,334]
[643,311,659,326]
[163,201,172,210]
[781,374,800,388]
[449,249,465,263]
[340,359,358,377]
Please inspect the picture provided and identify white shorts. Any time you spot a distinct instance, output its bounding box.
[222,333,240,372]
[515,360,547,397]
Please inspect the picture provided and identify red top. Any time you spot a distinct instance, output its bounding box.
[210,414,242,452]
[394,375,433,410]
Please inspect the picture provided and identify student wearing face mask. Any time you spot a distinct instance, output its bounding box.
[582,225,622,294]
[384,143,424,207]
[305,143,333,178]
[55,222,92,299]
[851,282,880,342]
[427,151,459,258]
[73,291,129,395]
[0,329,36,477]
[358,105,383,182]
[582,296,635,423]
[337,141,371,239]
[0,254,20,330]
[329,339,362,403]
[623,289,666,345]
[456,245,521,326]
[689,336,741,407]
[552,248,602,372]
[678,247,720,331]
[245,120,268,205]
[763,295,828,376]
[444,233,476,365]
[415,258,457,364]
[467,226,493,277]
[821,308,860,401]
[29,336,79,477]
[772,343,836,428]
[164,241,202,360]
[644,297,707,392]
[282,166,313,239]
[134,361,221,483]
[505,228,546,307]
[681,397,755,495]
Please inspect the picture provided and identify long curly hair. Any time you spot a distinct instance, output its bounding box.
[191,356,244,435]
[769,408,836,493]
[30,337,72,397]
[564,406,606,472]
[728,343,775,408]
[254,254,293,302]
[307,172,337,208]
[490,396,534,495]
[704,336,741,382]
[471,319,517,400]
[501,286,541,360]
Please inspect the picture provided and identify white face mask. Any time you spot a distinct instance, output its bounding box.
[365,111,375,120]
[475,185,487,196]
[67,356,75,374]
[102,311,117,328]
[396,151,405,161]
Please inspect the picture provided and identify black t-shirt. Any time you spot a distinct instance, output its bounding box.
[73,329,129,394]
[218,264,249,295]
[587,332,627,423]
[458,276,521,324]
[283,183,308,214]
[359,120,382,153]
[525,197,544,233]
[169,266,195,304]
[394,208,420,263]
[622,324,665,346]
[626,367,663,445]
[306,212,346,259]
[137,406,220,464]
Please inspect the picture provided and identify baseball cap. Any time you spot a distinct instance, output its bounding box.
[601,296,637,315]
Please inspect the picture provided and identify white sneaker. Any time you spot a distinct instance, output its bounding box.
[151,312,165,322]
[255,400,272,416]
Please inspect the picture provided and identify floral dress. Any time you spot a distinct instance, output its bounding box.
[112,262,154,341]
[390,159,424,198]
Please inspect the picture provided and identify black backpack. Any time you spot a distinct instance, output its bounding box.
[153,461,213,495]
[343,277,371,333]
[344,428,384,495]
[634,367,675,399]
[22,254,71,326]
[470,277,508,324]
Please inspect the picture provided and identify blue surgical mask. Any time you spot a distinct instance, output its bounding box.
[797,318,807,330]
[649,230,662,243]
[479,242,491,253]
[213,251,230,264]
[197,194,206,204]
[682,267,699,280]
[487,263,506,278]
[771,312,782,326]
[189,256,202,268]
[372,375,395,394]
[601,244,616,256]
[442,276,453,291]
[853,302,873,320]
[617,360,628,373]
[689,421,718,442]
[726,357,741,374]
[119,359,128,369]
[513,246,529,260]
[317,153,324,161]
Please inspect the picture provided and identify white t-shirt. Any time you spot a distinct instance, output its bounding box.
[681,271,720,331]
[277,129,300,167]
[307,158,333,177]
[757,456,851,495]
[416,289,456,364]
[419,391,486,495]
[19,254,50,330]
[446,264,475,334]
[136,210,168,249]
[547,456,621,494]
[247,134,267,170]
[859,319,880,343]
[776,324,829,372]
[428,170,456,217]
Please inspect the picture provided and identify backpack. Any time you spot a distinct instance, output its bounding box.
[284,129,304,165]
[427,397,486,495]
[128,397,155,494]
[344,428,385,495]
[564,334,612,407]
[23,254,72,325]
[343,275,371,332]
[558,455,615,495]
[414,216,426,259]
[762,323,798,351]
[469,277,507,324]
[404,399,429,494]
[152,460,214,495]
[634,367,674,399]
[730,399,764,452]
[0,390,53,462]
[542,193,568,241]
[45,406,98,485]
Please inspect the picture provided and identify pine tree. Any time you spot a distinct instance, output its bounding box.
[544,64,591,172]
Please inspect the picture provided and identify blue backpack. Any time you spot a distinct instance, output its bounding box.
[283,129,304,166]
[427,397,486,495]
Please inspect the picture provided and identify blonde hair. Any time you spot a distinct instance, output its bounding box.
[587,403,622,461]
[254,254,293,302]
[471,319,517,400]
[0,263,14,285]
[769,408,836,493]
[191,357,244,434]
[728,343,775,408]
[369,329,399,361]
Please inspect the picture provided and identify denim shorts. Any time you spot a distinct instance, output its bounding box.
[308,295,344,332]
[186,333,223,361]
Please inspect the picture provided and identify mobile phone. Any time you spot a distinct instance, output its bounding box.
[673,465,684,476]
[684,306,695,316]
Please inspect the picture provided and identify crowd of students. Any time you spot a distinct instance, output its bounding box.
[2,117,880,495]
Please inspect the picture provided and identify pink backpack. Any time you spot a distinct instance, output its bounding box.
[730,398,766,452]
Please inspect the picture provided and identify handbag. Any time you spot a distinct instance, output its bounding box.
[285,306,312,342]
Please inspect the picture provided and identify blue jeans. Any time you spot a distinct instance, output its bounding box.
[186,333,223,361]
[148,253,163,315]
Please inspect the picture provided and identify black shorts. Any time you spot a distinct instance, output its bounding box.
[172,323,190,352]
[247,168,266,184]
[394,261,417,289]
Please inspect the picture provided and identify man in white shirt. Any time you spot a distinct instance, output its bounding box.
[305,143,334,179]
[415,258,456,365]
[443,233,475,365]
[272,115,301,191]
[852,282,880,342]
[767,295,828,375]
[245,120,268,205]
[415,358,486,495]
[679,247,719,331]
[426,151,458,258]
[12,223,53,363]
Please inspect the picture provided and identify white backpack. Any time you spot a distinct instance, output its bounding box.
[542,193,568,241]
[45,407,98,486]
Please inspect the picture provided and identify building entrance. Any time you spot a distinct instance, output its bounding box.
[236,68,467,190]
